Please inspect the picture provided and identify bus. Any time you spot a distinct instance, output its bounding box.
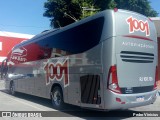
[2,9,158,110]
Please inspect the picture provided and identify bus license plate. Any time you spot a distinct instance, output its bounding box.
[136,96,144,102]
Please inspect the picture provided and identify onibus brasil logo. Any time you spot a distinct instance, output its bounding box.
[44,58,69,87]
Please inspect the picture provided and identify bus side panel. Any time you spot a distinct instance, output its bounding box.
[67,43,105,109]
[66,74,81,106]
[101,38,115,109]
[6,64,35,94]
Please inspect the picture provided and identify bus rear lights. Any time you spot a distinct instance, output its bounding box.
[108,83,121,93]
[153,66,158,90]
[121,102,126,104]
[116,97,121,102]
[116,97,126,104]
[107,65,122,94]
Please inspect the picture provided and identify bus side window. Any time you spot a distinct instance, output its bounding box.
[50,48,70,58]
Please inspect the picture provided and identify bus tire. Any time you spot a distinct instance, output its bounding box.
[51,86,65,110]
[10,81,16,95]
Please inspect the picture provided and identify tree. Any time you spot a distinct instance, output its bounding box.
[43,0,82,28]
[43,0,158,28]
[43,0,113,28]
[114,0,158,17]
[81,0,113,17]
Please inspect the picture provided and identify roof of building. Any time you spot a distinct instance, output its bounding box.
[0,31,34,39]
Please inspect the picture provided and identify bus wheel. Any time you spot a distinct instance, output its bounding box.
[51,87,64,110]
[10,82,16,95]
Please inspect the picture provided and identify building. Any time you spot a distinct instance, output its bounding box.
[0,31,34,64]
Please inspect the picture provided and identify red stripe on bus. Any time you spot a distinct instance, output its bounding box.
[123,35,153,41]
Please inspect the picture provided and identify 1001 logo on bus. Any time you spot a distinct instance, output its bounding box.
[126,16,150,36]
[44,58,69,87]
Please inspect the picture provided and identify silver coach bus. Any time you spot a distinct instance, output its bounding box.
[2,9,158,110]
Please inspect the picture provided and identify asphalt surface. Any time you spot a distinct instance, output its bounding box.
[0,80,160,120]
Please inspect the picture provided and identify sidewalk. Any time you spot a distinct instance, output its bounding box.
[0,79,5,90]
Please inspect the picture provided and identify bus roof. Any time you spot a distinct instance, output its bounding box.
[13,9,109,49]
[13,9,156,50]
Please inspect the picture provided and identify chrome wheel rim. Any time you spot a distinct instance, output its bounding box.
[53,91,61,106]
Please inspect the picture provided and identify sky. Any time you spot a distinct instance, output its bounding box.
[0,0,159,35]
[0,0,50,35]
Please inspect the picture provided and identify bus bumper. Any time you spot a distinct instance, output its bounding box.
[104,90,157,110]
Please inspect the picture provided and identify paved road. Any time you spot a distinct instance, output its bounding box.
[0,80,160,120]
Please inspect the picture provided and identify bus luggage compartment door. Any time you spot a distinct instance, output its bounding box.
[80,74,104,109]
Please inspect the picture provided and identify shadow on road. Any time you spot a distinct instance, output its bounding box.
[0,89,146,119]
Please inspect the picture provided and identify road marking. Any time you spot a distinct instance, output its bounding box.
[0,91,47,111]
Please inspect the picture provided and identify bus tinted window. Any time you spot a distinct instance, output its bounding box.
[9,17,104,63]
[37,17,104,54]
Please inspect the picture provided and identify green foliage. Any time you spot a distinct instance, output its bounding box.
[43,0,82,28]
[43,0,158,28]
[114,0,158,17]
[44,0,113,28]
